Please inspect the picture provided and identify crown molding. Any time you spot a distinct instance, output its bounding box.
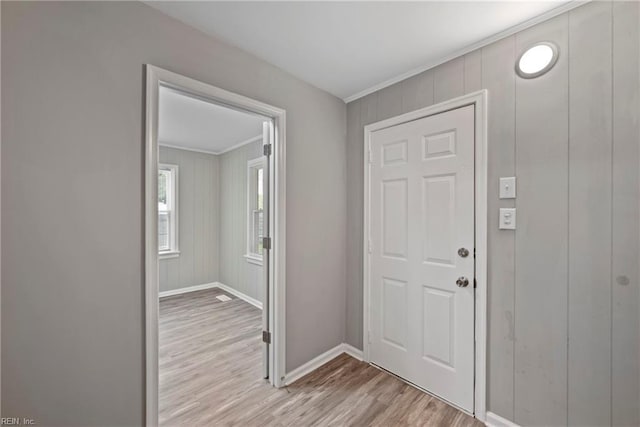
[159,134,262,156]
[343,0,589,103]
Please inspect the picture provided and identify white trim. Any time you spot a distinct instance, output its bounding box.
[145,65,287,427]
[158,282,218,298]
[219,134,262,155]
[284,344,345,385]
[342,343,364,361]
[159,250,180,260]
[485,412,521,427]
[244,254,264,266]
[158,163,179,255]
[284,343,365,385]
[157,281,263,309]
[362,90,488,422]
[159,134,263,157]
[343,0,589,103]
[215,282,263,310]
[145,65,160,427]
[247,156,266,263]
[159,142,219,156]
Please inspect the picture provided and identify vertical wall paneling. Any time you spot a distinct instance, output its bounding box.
[612,2,640,426]
[219,140,264,302]
[360,92,379,126]
[194,158,205,283]
[464,50,483,94]
[159,147,219,293]
[481,35,517,419]
[180,151,196,288]
[345,3,639,424]
[433,57,465,103]
[401,70,434,114]
[568,3,613,425]
[346,99,363,347]
[376,82,403,121]
[514,15,569,426]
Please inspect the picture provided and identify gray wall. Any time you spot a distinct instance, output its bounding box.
[219,140,264,303]
[158,146,219,294]
[159,143,264,301]
[1,2,346,426]
[346,2,639,425]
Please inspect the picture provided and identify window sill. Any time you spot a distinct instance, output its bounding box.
[244,254,263,266]
[159,251,180,260]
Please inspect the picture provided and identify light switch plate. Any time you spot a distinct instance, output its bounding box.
[499,208,516,230]
[499,177,516,199]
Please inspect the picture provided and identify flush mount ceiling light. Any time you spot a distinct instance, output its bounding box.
[516,42,559,78]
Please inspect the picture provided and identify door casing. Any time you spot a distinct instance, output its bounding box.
[144,65,287,427]
[363,90,488,422]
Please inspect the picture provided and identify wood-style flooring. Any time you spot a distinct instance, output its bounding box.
[159,287,482,426]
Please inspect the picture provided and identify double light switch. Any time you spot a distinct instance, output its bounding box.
[499,208,516,230]
[499,177,516,230]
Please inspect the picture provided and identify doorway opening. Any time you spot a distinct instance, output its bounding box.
[362,91,488,422]
[145,66,286,426]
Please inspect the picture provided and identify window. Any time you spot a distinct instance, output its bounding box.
[158,164,179,258]
[246,158,265,265]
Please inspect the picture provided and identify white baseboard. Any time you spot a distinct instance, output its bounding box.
[214,282,263,310]
[284,343,365,385]
[342,343,364,361]
[285,344,345,385]
[158,282,263,310]
[485,412,520,427]
[158,282,218,298]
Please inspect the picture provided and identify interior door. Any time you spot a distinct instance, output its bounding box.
[368,105,475,412]
[261,120,272,379]
[261,122,271,378]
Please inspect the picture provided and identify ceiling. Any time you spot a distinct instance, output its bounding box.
[147,1,575,101]
[159,86,266,154]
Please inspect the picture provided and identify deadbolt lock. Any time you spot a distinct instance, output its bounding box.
[456,277,470,288]
[458,247,469,258]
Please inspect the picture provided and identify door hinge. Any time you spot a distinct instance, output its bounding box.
[263,144,272,156]
[368,239,373,254]
[262,330,272,344]
[262,236,272,250]
[474,278,477,288]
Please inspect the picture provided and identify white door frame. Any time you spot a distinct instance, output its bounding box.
[363,90,488,422]
[144,65,287,426]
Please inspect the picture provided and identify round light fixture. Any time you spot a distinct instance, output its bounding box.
[516,42,559,78]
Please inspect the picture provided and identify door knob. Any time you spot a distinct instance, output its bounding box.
[458,247,469,258]
[456,277,469,288]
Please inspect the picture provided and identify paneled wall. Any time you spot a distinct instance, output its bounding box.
[159,143,264,302]
[345,2,639,425]
[158,147,220,293]
[219,141,264,302]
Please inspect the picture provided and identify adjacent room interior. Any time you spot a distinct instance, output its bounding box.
[156,85,270,425]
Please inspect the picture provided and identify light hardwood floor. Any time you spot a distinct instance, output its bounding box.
[159,288,482,426]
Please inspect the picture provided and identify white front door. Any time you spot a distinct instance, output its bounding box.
[368,105,475,412]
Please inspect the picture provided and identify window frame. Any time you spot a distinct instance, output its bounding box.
[245,157,265,265]
[158,163,179,259]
